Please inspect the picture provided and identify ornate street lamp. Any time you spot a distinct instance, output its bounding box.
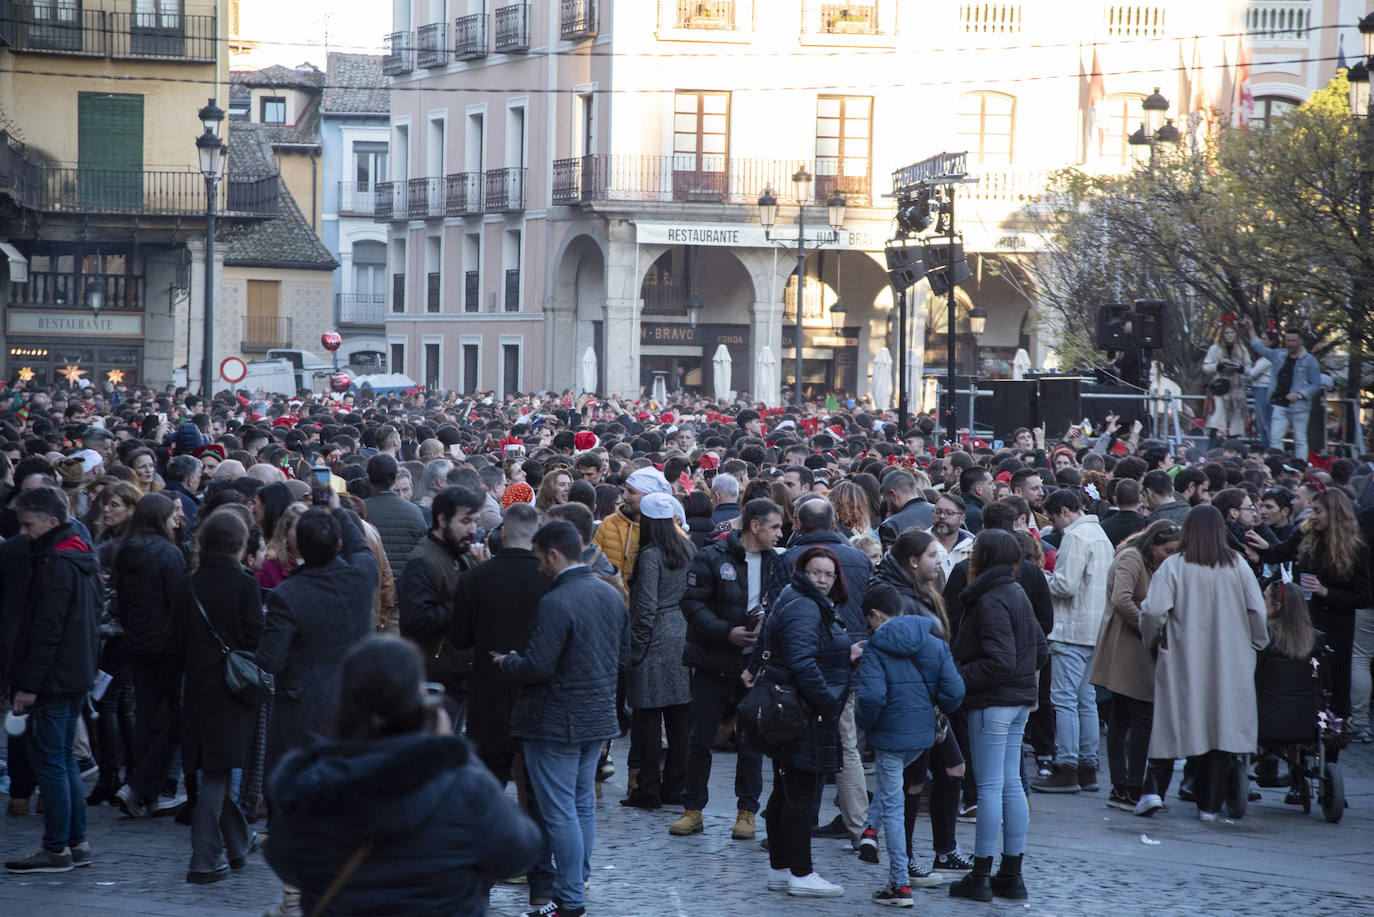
[196,97,226,397]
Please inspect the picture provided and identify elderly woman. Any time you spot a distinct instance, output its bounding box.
[1141,506,1267,821]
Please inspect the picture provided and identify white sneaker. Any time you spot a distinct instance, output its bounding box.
[788,872,844,897]
[767,868,791,891]
[1134,794,1164,817]
[1197,810,1219,822]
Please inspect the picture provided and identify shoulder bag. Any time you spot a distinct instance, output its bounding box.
[916,661,950,745]
[192,581,275,707]
[736,649,811,755]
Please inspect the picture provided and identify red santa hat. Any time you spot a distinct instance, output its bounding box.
[574,430,599,452]
[697,453,719,471]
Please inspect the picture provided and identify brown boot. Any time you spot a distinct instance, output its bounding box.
[7,797,30,816]
[668,809,704,836]
[731,809,755,840]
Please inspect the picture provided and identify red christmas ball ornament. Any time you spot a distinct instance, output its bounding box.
[321,330,342,352]
[330,371,352,393]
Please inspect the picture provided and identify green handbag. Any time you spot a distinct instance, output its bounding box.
[192,584,275,707]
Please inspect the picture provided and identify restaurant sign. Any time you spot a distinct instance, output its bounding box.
[7,310,145,339]
[635,221,887,253]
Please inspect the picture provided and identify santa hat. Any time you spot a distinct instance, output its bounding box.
[193,444,227,462]
[660,412,674,425]
[826,424,845,441]
[499,434,525,455]
[272,416,298,429]
[501,482,535,509]
[574,430,599,452]
[698,453,719,471]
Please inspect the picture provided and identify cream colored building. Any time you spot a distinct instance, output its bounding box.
[379,0,1360,401]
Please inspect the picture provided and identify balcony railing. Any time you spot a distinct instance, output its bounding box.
[464,270,480,312]
[808,2,880,34]
[504,269,520,311]
[445,172,483,216]
[427,272,441,312]
[408,176,444,218]
[382,30,412,74]
[392,272,406,312]
[337,181,377,215]
[416,21,449,67]
[337,292,387,325]
[455,12,487,59]
[1245,2,1310,42]
[0,130,41,210]
[495,3,530,51]
[374,180,408,221]
[676,0,735,29]
[29,167,277,217]
[17,270,142,311]
[2,4,216,60]
[484,167,526,211]
[553,155,872,207]
[961,168,1051,205]
[560,0,596,39]
[242,316,293,352]
[642,277,686,315]
[959,2,1022,33]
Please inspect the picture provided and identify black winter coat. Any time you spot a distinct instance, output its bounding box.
[398,533,473,698]
[872,552,946,637]
[878,497,935,552]
[364,490,427,575]
[951,565,1047,709]
[760,574,854,775]
[113,535,187,656]
[8,523,101,697]
[267,733,543,917]
[1255,534,1372,632]
[681,531,779,677]
[765,530,872,645]
[944,557,1053,643]
[170,553,263,771]
[450,548,551,757]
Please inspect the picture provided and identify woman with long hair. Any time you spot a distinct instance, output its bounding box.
[535,468,573,512]
[829,480,873,539]
[758,545,855,898]
[593,483,620,522]
[1248,489,1371,752]
[251,482,294,549]
[1089,519,1182,816]
[853,472,884,527]
[1203,322,1252,440]
[111,493,187,817]
[256,503,306,590]
[265,636,543,915]
[124,447,162,494]
[770,480,796,539]
[1142,505,1267,821]
[621,492,696,809]
[948,529,1047,901]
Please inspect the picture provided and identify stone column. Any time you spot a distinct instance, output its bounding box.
[602,219,643,398]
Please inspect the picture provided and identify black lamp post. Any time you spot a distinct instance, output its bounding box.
[759,171,846,406]
[196,98,225,397]
[1128,88,1180,165]
[85,275,104,318]
[1347,14,1374,428]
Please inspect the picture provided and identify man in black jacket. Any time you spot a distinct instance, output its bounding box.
[672,498,782,842]
[1098,479,1147,548]
[4,487,102,874]
[878,470,933,551]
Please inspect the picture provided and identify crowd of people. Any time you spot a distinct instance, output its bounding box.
[0,377,1371,915]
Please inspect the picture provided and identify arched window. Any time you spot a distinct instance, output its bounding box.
[1251,95,1299,130]
[957,91,1015,165]
[1101,93,1145,164]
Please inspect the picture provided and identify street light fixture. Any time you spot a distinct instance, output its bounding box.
[1350,60,1370,118]
[968,306,987,336]
[829,298,848,334]
[85,275,104,317]
[685,293,704,328]
[1142,87,1168,135]
[196,98,225,398]
[1128,91,1179,165]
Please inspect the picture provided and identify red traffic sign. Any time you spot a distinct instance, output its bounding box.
[220,356,247,384]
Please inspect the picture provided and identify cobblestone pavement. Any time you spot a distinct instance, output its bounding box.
[3,740,1372,916]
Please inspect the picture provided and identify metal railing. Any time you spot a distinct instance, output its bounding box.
[374,180,408,221]
[2,3,216,60]
[445,171,483,216]
[392,272,406,313]
[553,155,872,207]
[676,0,735,29]
[416,21,449,67]
[494,2,530,50]
[427,272,441,312]
[0,130,41,210]
[464,270,479,312]
[961,168,1051,204]
[34,167,277,217]
[337,292,387,325]
[1245,1,1310,41]
[504,269,520,311]
[337,181,377,215]
[455,12,487,59]
[642,277,686,315]
[17,270,141,311]
[959,2,1022,33]
[808,2,881,34]
[382,30,412,74]
[408,176,444,219]
[560,0,596,39]
[242,316,293,351]
[484,167,526,211]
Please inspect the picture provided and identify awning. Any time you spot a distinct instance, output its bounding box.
[0,242,27,283]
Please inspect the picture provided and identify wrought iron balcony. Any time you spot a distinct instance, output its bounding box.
[392,273,406,312]
[495,3,530,51]
[242,316,293,352]
[484,167,526,212]
[675,0,735,29]
[445,172,483,216]
[374,180,408,221]
[560,0,596,39]
[2,3,217,61]
[30,167,278,218]
[408,176,444,219]
[337,292,386,325]
[454,12,487,59]
[551,154,872,207]
[427,272,441,312]
[382,30,413,74]
[416,21,449,67]
[337,181,376,215]
[504,269,520,311]
[804,2,882,35]
[464,270,479,312]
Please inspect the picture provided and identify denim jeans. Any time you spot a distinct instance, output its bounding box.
[864,748,923,888]
[682,669,763,813]
[28,692,87,853]
[1049,642,1099,769]
[1253,387,1272,446]
[524,739,601,910]
[189,770,249,873]
[1351,608,1374,732]
[1269,401,1311,459]
[967,705,1030,859]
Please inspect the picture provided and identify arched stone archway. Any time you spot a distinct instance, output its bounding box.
[548,226,608,391]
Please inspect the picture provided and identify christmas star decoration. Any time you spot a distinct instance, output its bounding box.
[106,369,125,384]
[60,364,85,385]
[17,366,34,382]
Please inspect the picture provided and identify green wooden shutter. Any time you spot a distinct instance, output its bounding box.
[78,93,144,211]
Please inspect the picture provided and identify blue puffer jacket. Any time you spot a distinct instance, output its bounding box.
[765,530,873,645]
[507,565,628,744]
[856,615,964,753]
[761,573,853,775]
[266,733,542,916]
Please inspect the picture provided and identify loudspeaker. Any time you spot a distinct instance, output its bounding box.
[1134,299,1166,349]
[885,244,925,290]
[1095,303,1133,351]
[923,242,972,296]
[979,380,1038,441]
[1036,376,1083,438]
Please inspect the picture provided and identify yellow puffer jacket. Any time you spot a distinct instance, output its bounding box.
[593,507,640,589]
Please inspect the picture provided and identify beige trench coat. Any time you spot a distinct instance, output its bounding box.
[1140,553,1268,758]
[1089,546,1156,703]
